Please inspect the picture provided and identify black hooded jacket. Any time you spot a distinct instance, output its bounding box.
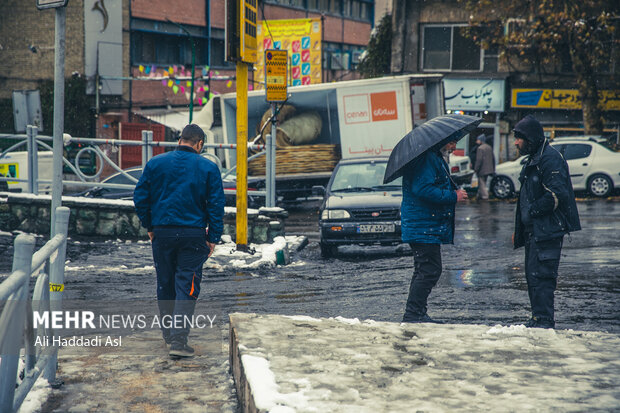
[513,116,581,248]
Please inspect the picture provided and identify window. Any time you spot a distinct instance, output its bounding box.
[562,144,592,160]
[131,19,208,66]
[422,25,481,71]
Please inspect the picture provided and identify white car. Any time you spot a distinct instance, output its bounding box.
[491,137,620,198]
[449,154,474,186]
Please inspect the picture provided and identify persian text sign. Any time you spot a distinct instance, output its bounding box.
[256,18,322,88]
[265,49,288,102]
[512,89,620,111]
[444,79,505,112]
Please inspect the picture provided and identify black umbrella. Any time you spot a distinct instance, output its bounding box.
[383,114,483,184]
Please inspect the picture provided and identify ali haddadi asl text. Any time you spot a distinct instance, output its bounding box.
[35,335,122,347]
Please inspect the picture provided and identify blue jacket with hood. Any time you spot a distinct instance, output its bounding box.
[133,145,226,243]
[401,150,457,244]
[513,115,581,248]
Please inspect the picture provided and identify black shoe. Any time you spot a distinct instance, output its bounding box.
[169,341,195,358]
[525,317,555,329]
[402,313,443,324]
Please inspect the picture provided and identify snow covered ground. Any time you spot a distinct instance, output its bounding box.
[230,313,620,412]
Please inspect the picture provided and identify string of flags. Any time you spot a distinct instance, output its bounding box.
[137,64,238,105]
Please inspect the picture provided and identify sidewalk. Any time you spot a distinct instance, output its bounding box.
[230,313,620,412]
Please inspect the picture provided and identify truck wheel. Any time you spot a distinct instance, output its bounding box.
[588,174,613,197]
[491,176,515,199]
[320,242,337,258]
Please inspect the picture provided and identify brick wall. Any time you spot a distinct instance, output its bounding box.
[132,0,206,26]
[0,0,85,99]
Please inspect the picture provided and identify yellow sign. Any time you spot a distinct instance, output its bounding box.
[512,89,620,111]
[239,0,257,63]
[49,283,64,292]
[256,18,322,88]
[265,49,288,102]
[0,162,18,184]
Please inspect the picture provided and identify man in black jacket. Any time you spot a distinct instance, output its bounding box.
[513,115,581,329]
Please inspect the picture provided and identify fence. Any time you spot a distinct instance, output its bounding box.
[0,126,267,198]
[0,207,70,412]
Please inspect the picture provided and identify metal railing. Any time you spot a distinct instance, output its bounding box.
[0,207,70,412]
[0,127,268,198]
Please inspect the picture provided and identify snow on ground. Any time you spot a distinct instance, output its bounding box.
[17,376,51,413]
[206,235,306,271]
[230,313,620,412]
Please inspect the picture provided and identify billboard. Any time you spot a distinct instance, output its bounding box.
[256,18,322,88]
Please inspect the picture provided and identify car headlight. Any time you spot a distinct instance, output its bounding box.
[321,209,351,220]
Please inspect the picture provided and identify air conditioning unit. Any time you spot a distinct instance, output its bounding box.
[330,52,350,70]
[351,50,364,65]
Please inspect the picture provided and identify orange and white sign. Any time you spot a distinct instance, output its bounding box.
[370,91,398,122]
[338,83,410,159]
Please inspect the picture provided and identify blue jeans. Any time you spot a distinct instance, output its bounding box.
[152,226,210,342]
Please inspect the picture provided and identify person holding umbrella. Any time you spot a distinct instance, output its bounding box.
[384,114,482,323]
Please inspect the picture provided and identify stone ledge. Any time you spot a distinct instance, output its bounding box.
[0,192,286,241]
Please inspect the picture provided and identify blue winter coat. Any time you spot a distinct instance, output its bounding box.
[133,146,226,243]
[401,150,457,244]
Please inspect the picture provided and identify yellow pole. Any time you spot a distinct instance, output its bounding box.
[236,61,248,250]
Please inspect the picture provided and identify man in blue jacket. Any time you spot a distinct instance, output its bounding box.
[401,140,468,323]
[513,115,581,329]
[134,124,225,357]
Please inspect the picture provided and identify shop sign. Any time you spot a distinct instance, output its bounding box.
[512,89,620,111]
[444,79,505,112]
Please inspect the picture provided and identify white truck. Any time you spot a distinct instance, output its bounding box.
[194,74,472,200]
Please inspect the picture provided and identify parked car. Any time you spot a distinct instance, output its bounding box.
[491,137,620,199]
[317,157,403,258]
[449,154,474,186]
[71,166,265,207]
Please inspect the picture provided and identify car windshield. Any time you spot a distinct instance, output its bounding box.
[330,162,402,192]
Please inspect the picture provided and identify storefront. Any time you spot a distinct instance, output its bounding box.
[443,77,507,163]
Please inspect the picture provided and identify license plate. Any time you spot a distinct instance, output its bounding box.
[357,224,395,233]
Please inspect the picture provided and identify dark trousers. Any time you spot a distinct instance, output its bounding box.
[403,243,442,321]
[152,226,211,342]
[524,233,563,321]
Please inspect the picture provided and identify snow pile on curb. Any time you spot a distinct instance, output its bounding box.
[207,235,307,271]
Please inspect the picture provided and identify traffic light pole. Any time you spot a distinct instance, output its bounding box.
[235,61,248,250]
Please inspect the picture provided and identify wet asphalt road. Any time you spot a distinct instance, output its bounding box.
[1,198,619,334]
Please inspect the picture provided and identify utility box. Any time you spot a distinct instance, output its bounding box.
[12,90,43,133]
[0,151,53,193]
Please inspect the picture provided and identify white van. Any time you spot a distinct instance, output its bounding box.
[0,151,53,193]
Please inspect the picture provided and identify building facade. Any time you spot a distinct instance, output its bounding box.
[391,0,620,162]
[0,0,374,142]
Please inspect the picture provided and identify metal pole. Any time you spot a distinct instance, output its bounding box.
[27,126,35,194]
[236,61,248,250]
[190,39,195,123]
[141,130,148,168]
[44,206,70,384]
[0,235,35,412]
[147,131,153,162]
[51,7,66,236]
[266,132,272,207]
[269,102,278,207]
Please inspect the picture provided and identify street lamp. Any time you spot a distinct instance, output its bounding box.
[166,18,195,124]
